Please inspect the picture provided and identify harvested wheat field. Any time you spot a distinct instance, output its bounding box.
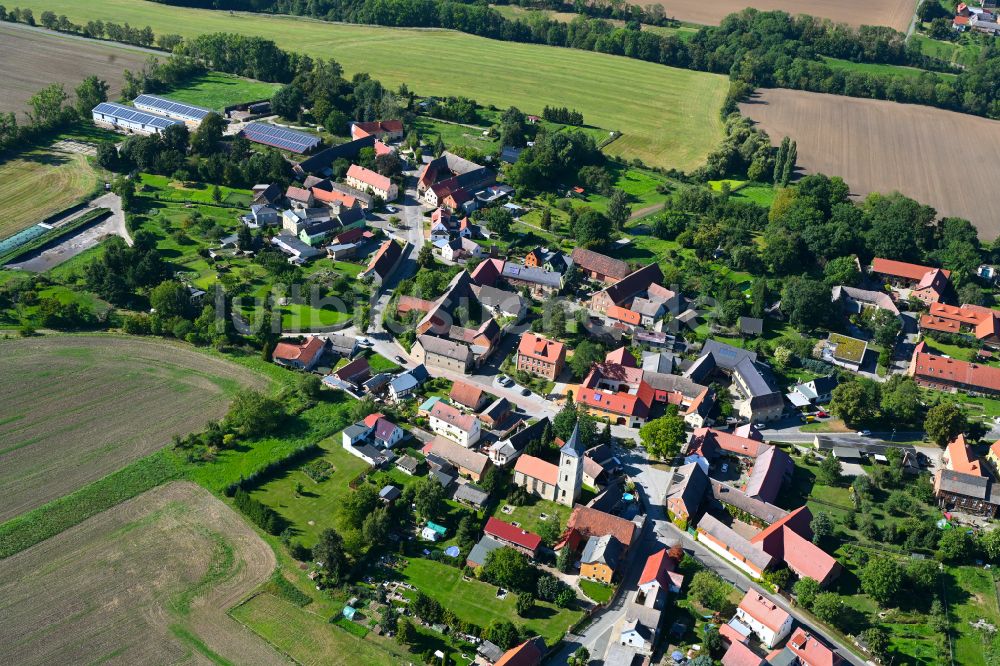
[658,0,915,31]
[0,482,282,665]
[740,89,1000,239]
[0,22,150,118]
[0,335,267,522]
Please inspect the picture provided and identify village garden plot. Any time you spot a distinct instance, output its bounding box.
[17,0,730,172]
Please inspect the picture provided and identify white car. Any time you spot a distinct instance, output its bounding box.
[857,430,871,436]
[385,205,397,213]
[721,463,729,473]
[357,337,373,347]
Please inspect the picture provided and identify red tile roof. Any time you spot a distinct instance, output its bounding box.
[570,247,629,281]
[430,401,478,433]
[485,517,543,552]
[751,507,840,584]
[449,381,485,409]
[347,164,391,192]
[397,295,435,314]
[366,239,402,276]
[607,304,641,325]
[920,302,1000,341]
[720,623,748,646]
[273,337,325,363]
[334,357,370,381]
[911,342,1000,392]
[738,590,790,633]
[495,638,545,666]
[363,412,386,428]
[471,258,505,287]
[945,434,982,475]
[286,185,312,202]
[374,139,394,156]
[605,347,637,367]
[688,427,766,458]
[562,504,636,550]
[638,548,673,589]
[311,187,356,208]
[518,333,565,364]
[722,641,766,666]
[871,257,950,282]
[578,362,653,419]
[787,628,842,666]
[514,454,558,486]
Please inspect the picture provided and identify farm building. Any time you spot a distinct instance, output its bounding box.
[132,94,211,127]
[242,122,321,154]
[92,102,181,136]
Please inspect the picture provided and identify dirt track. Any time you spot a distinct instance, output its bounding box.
[0,335,267,522]
[657,0,915,31]
[0,482,283,665]
[740,89,1000,240]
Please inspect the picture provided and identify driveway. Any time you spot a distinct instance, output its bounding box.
[7,193,128,272]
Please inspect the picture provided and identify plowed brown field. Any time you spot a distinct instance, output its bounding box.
[657,0,914,31]
[0,482,282,665]
[0,335,266,522]
[740,89,1000,239]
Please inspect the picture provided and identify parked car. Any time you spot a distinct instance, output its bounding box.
[721,463,729,473]
[817,411,829,418]
[395,355,407,364]
[497,375,512,386]
[357,337,373,347]
[857,430,871,436]
[385,205,397,213]
[521,387,531,396]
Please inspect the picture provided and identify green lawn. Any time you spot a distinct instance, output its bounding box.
[247,434,371,548]
[163,71,280,111]
[489,497,572,538]
[411,116,496,154]
[922,336,977,362]
[821,56,955,80]
[138,173,253,206]
[912,33,984,68]
[709,179,777,208]
[579,579,614,604]
[22,0,729,171]
[575,167,672,215]
[279,303,352,330]
[401,558,582,645]
[364,351,402,374]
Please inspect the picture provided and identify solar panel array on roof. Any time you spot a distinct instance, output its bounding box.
[133,94,212,122]
[242,122,321,154]
[92,102,181,130]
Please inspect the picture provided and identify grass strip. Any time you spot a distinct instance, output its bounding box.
[0,208,110,265]
[0,450,181,559]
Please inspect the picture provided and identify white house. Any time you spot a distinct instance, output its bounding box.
[428,401,481,447]
[618,601,662,655]
[365,413,405,449]
[345,164,398,202]
[734,590,793,649]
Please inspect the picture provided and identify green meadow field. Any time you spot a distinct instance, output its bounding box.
[15,0,728,171]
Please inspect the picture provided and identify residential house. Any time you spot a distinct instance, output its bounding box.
[665,462,709,527]
[557,504,637,561]
[345,164,398,201]
[988,440,1000,470]
[252,182,282,206]
[429,401,482,446]
[363,413,405,449]
[686,341,783,424]
[270,234,321,263]
[388,364,428,402]
[721,641,766,666]
[618,601,662,655]
[441,237,482,263]
[831,285,900,318]
[422,436,491,482]
[328,333,359,358]
[687,427,766,460]
[425,453,457,488]
[484,517,542,558]
[590,263,664,316]
[449,381,488,411]
[414,271,503,372]
[490,417,550,467]
[500,262,563,297]
[350,120,403,141]
[919,302,1000,347]
[341,423,392,466]
[524,247,572,274]
[642,371,714,428]
[379,485,401,504]
[396,455,420,475]
[943,434,982,475]
[580,534,624,583]
[576,359,654,428]
[909,341,1000,396]
[638,548,684,604]
[333,357,371,386]
[734,590,793,649]
[414,335,473,373]
[473,285,527,321]
[417,152,495,208]
[744,445,794,504]
[285,185,314,208]
[631,298,667,328]
[454,483,490,510]
[787,376,838,407]
[934,469,1000,517]
[516,333,566,381]
[696,513,775,580]
[870,258,951,304]
[360,239,403,286]
[571,247,629,284]
[243,204,281,228]
[481,397,512,429]
[272,337,326,371]
[494,637,545,666]
[607,304,642,330]
[779,628,843,666]
[822,333,868,372]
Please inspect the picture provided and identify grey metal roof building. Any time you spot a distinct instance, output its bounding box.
[133,94,212,123]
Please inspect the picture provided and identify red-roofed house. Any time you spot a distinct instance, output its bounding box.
[471,258,505,287]
[785,628,843,666]
[345,164,398,201]
[570,247,629,284]
[449,381,488,411]
[607,304,641,329]
[285,185,314,208]
[513,454,559,501]
[429,401,482,446]
[334,357,371,384]
[495,637,545,666]
[909,341,1000,395]
[557,504,637,557]
[577,362,654,427]
[750,506,841,586]
[943,433,983,475]
[516,333,566,381]
[350,119,404,141]
[311,186,357,209]
[721,640,767,666]
[871,258,951,304]
[361,239,403,286]
[687,427,766,460]
[919,302,1000,346]
[485,516,542,557]
[638,547,684,604]
[605,347,638,368]
[988,441,1000,470]
[273,336,326,371]
[734,590,793,648]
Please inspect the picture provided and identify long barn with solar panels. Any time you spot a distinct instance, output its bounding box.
[242,122,322,154]
[91,102,182,136]
[133,94,212,127]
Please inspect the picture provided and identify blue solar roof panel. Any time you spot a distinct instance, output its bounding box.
[133,94,212,121]
[93,102,180,130]
[242,122,321,154]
